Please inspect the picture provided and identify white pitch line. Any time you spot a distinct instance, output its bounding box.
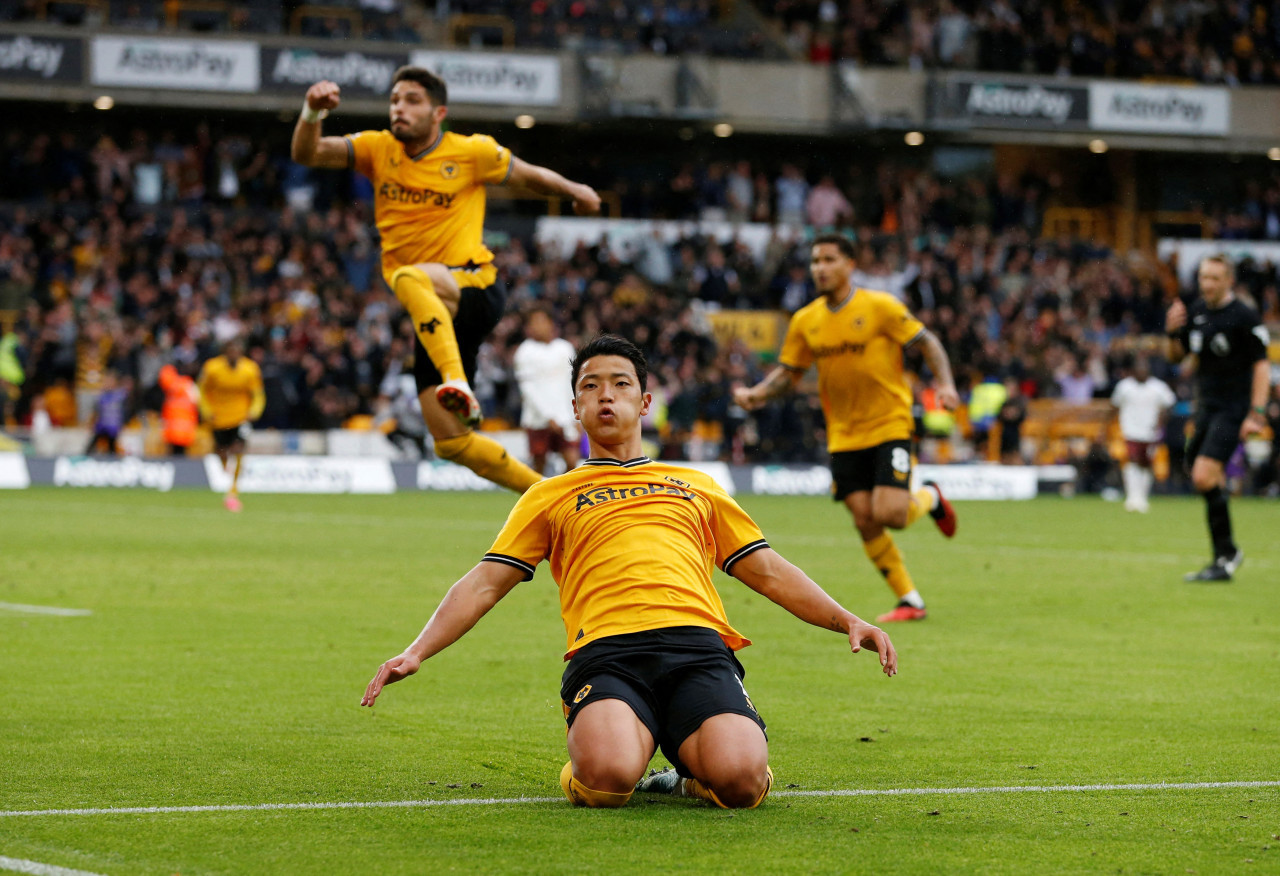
[0,856,107,876]
[0,603,92,617]
[1,780,1276,819]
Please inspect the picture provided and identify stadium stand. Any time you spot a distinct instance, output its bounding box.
[1,100,1278,487]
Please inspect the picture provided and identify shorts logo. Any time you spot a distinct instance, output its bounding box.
[734,675,757,714]
[440,161,459,179]
[891,447,911,480]
[573,684,592,704]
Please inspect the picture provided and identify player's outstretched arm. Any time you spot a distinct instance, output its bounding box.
[291,80,350,169]
[731,547,897,676]
[505,157,601,216]
[360,560,526,706]
[915,330,959,409]
[732,365,803,412]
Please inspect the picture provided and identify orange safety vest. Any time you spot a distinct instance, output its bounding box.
[158,365,199,447]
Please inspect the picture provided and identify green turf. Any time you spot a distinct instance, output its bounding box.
[0,487,1276,875]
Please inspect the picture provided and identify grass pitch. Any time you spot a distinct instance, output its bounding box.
[0,487,1276,875]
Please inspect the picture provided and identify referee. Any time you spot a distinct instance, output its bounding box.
[1166,254,1272,581]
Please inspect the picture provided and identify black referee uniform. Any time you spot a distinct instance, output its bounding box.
[1171,296,1270,579]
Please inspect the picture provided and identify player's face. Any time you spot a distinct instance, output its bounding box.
[527,311,554,342]
[1197,260,1231,306]
[572,355,651,443]
[810,243,854,294]
[389,81,446,145]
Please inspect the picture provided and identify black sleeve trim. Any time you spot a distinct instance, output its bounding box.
[345,137,355,170]
[482,553,536,581]
[500,153,515,184]
[722,539,770,576]
[903,327,927,348]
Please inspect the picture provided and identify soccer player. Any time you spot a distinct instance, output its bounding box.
[733,233,959,623]
[513,308,580,475]
[198,339,265,512]
[1109,355,1175,513]
[291,68,600,494]
[361,334,897,810]
[1166,254,1271,581]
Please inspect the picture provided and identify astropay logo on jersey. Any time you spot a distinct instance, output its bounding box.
[91,36,259,92]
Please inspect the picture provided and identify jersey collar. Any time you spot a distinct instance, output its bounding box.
[824,285,855,314]
[408,131,445,162]
[583,456,652,468]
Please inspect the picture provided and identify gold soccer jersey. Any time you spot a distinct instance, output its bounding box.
[197,356,264,430]
[482,457,769,657]
[345,129,512,281]
[779,289,925,453]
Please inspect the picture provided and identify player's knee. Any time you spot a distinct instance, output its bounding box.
[705,763,771,809]
[560,761,633,808]
[877,506,910,529]
[1191,470,1220,493]
[565,758,641,798]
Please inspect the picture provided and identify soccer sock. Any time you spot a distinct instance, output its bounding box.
[230,453,243,496]
[678,777,728,809]
[862,532,919,602]
[678,766,773,809]
[905,486,938,526]
[1138,466,1154,505]
[390,266,465,385]
[1203,486,1236,558]
[435,432,542,493]
[1122,464,1139,503]
[559,762,633,808]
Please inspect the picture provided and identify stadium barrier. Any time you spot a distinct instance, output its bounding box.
[0,452,1077,498]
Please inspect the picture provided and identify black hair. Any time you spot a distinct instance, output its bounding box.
[811,232,857,261]
[391,66,448,107]
[571,334,648,394]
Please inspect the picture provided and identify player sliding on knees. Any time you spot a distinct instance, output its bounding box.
[362,334,897,809]
[292,67,601,493]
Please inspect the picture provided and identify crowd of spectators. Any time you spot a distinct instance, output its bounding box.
[13,0,1280,84]
[1,117,1278,490]
[761,0,1280,85]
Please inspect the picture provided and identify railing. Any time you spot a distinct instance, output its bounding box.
[165,0,229,29]
[289,5,363,37]
[448,14,514,48]
[1042,207,1211,251]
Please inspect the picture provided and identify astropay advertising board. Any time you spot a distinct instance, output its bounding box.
[1088,82,1229,136]
[91,36,259,92]
[409,51,559,105]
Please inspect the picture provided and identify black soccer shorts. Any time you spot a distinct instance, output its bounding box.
[560,626,766,780]
[830,439,913,501]
[1186,405,1247,466]
[411,277,506,391]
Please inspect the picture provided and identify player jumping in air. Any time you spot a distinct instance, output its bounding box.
[291,67,600,493]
